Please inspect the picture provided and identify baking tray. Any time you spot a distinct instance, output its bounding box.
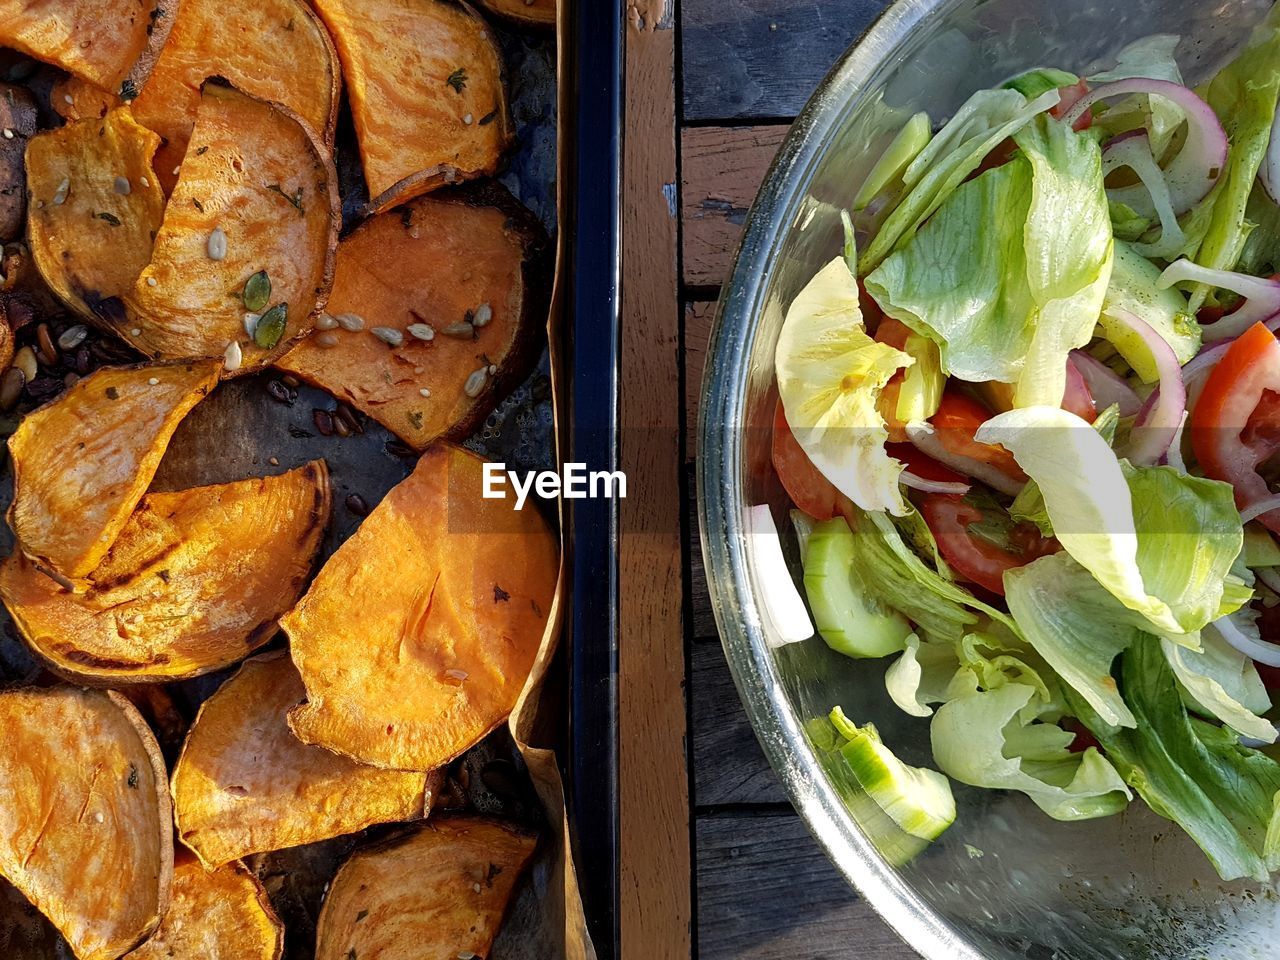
[0,13,564,959]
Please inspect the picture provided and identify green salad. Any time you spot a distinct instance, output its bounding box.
[767,12,1280,881]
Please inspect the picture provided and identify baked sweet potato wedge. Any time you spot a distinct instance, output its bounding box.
[476,0,556,28]
[0,462,331,683]
[8,360,221,583]
[275,184,548,450]
[0,83,37,243]
[126,852,282,960]
[310,0,512,212]
[26,107,167,332]
[124,83,340,371]
[285,443,558,770]
[0,0,176,95]
[172,651,438,867]
[131,0,339,195]
[0,687,172,960]
[51,77,121,123]
[314,818,537,960]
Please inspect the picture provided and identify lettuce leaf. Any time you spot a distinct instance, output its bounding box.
[931,682,1131,821]
[1089,34,1186,158]
[1163,625,1274,744]
[1003,67,1077,100]
[1238,182,1280,278]
[978,406,1243,635]
[1068,638,1280,882]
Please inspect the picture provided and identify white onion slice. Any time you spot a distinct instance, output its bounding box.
[904,421,1023,496]
[1069,350,1142,416]
[1063,77,1227,215]
[1108,308,1185,465]
[1163,410,1189,473]
[747,504,814,647]
[1242,495,1280,525]
[1159,259,1280,341]
[1211,613,1280,669]
[900,470,970,496]
[1102,131,1186,257]
[1262,102,1279,203]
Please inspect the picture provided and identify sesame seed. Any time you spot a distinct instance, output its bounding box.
[371,326,404,347]
[335,312,365,331]
[487,363,497,375]
[207,227,228,260]
[53,178,70,205]
[130,327,142,336]
[472,882,482,893]
[464,366,487,397]
[463,113,473,125]
[472,303,492,327]
[315,312,339,331]
[147,377,159,386]
[413,366,424,374]
[140,176,150,187]
[2,129,11,140]
[172,166,181,176]
[63,94,74,104]
[35,199,43,208]
[94,811,105,823]
[407,322,434,341]
[419,387,431,398]
[224,340,242,371]
[143,276,156,288]
[113,176,130,195]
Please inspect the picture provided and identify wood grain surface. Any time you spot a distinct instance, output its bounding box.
[620,0,692,957]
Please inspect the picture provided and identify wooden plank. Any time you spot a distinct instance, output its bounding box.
[684,301,715,454]
[681,0,890,121]
[619,0,691,957]
[680,126,787,286]
[691,642,788,806]
[697,810,919,960]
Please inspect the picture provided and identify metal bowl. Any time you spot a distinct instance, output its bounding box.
[697,2,1278,958]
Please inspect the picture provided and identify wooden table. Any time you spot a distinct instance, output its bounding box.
[618,0,922,956]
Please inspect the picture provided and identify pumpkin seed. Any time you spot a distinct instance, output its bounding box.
[254,303,287,349]
[243,270,271,312]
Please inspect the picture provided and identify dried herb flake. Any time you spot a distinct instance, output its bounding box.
[493,584,510,603]
[446,68,468,93]
[96,211,121,226]
[191,198,204,212]
[478,109,498,126]
[127,763,138,788]
[355,909,369,923]
[266,182,305,214]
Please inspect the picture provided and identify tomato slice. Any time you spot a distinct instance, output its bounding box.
[929,391,1027,485]
[919,493,1058,596]
[771,398,849,521]
[1190,322,1280,534]
[1049,79,1093,131]
[874,318,915,443]
[1061,358,1097,423]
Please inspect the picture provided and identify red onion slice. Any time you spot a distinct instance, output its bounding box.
[1262,103,1279,203]
[1069,350,1142,416]
[1063,77,1227,216]
[1159,259,1280,341]
[1108,308,1185,465]
[899,470,970,496]
[904,421,1023,497]
[1211,613,1280,669]
[1241,494,1280,525]
[1162,410,1189,472]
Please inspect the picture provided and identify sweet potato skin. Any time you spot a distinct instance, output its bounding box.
[284,444,558,770]
[276,182,549,450]
[131,0,339,195]
[0,0,177,94]
[0,687,173,960]
[171,651,436,868]
[311,0,513,213]
[125,84,340,372]
[475,0,555,28]
[7,360,221,582]
[125,852,282,960]
[0,462,331,683]
[25,107,168,332]
[314,818,538,960]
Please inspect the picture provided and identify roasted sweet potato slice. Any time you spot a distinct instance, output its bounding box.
[276,185,547,450]
[315,818,537,960]
[476,0,556,27]
[124,84,340,371]
[284,443,558,770]
[51,77,121,123]
[310,0,512,213]
[25,107,167,332]
[126,852,282,960]
[8,360,221,582]
[0,0,176,94]
[0,687,173,960]
[0,462,331,683]
[131,0,339,196]
[172,651,437,867]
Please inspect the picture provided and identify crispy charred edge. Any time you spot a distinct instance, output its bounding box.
[296,0,343,147]
[229,857,287,960]
[103,688,176,953]
[363,2,514,216]
[473,0,555,30]
[132,80,341,379]
[315,816,540,958]
[119,0,183,100]
[8,457,326,686]
[6,358,221,586]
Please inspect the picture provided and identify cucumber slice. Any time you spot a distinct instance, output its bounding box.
[853,111,932,211]
[830,707,955,841]
[804,518,912,658]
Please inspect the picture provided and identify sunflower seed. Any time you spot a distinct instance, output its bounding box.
[57,325,88,350]
[472,303,492,328]
[315,312,339,331]
[312,409,334,435]
[334,404,362,434]
[52,178,70,205]
[419,387,431,398]
[316,331,340,348]
[113,176,130,195]
[207,227,228,261]
[370,326,404,347]
[407,322,434,341]
[335,312,365,331]
[442,322,474,339]
[223,340,242,371]
[464,366,487,397]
